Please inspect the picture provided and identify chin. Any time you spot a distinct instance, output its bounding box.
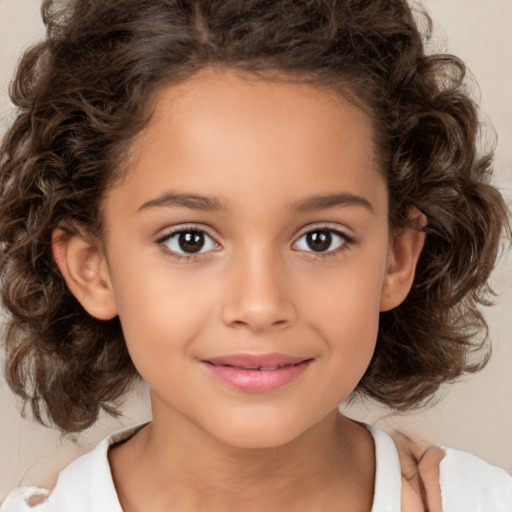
[206,411,315,451]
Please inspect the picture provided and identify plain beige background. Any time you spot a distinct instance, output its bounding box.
[0,0,511,500]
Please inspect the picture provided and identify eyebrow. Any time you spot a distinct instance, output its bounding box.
[292,193,374,214]
[137,191,374,214]
[138,192,227,212]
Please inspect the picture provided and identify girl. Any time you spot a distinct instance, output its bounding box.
[1,0,511,510]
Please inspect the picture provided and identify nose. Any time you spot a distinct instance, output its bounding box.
[220,249,297,334]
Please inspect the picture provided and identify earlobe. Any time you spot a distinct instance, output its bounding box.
[52,226,118,320]
[379,210,427,312]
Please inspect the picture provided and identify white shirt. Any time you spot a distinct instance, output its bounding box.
[2,424,511,511]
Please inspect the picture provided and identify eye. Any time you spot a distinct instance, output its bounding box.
[158,228,219,256]
[293,228,351,254]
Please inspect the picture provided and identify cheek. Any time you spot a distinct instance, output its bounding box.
[299,252,386,367]
[108,261,218,376]
[305,255,384,320]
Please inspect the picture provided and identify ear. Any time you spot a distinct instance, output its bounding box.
[379,209,427,312]
[52,226,118,320]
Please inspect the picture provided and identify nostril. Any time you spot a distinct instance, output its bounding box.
[228,316,292,333]
[273,319,288,326]
[220,284,298,332]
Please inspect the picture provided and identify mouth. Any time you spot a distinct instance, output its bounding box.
[201,353,313,392]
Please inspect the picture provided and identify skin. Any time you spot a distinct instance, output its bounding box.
[53,69,430,512]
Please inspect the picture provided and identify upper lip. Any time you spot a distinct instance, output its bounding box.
[202,353,311,370]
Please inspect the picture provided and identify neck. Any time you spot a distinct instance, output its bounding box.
[109,410,375,512]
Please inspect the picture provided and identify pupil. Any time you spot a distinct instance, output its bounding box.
[307,230,332,252]
[179,231,204,253]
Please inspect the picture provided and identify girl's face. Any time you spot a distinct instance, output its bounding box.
[64,69,422,449]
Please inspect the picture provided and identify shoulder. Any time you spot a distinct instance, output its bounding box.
[394,432,512,512]
[439,446,512,512]
[1,424,145,512]
[0,444,119,512]
[1,487,51,512]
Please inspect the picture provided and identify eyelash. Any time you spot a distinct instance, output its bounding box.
[155,224,220,262]
[293,226,356,260]
[155,224,356,261]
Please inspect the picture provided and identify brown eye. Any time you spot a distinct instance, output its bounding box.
[178,231,205,253]
[160,229,219,255]
[294,228,349,254]
[306,230,332,252]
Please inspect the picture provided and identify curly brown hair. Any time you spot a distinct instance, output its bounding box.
[0,0,509,434]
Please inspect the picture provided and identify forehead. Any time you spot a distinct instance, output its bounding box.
[110,68,386,217]
[142,69,376,160]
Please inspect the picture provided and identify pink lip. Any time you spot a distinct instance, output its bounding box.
[201,353,313,393]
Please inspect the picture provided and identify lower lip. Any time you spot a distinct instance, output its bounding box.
[202,360,312,393]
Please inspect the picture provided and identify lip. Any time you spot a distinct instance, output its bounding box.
[201,353,313,393]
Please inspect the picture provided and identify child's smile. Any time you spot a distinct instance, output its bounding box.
[201,353,314,392]
[93,69,420,450]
